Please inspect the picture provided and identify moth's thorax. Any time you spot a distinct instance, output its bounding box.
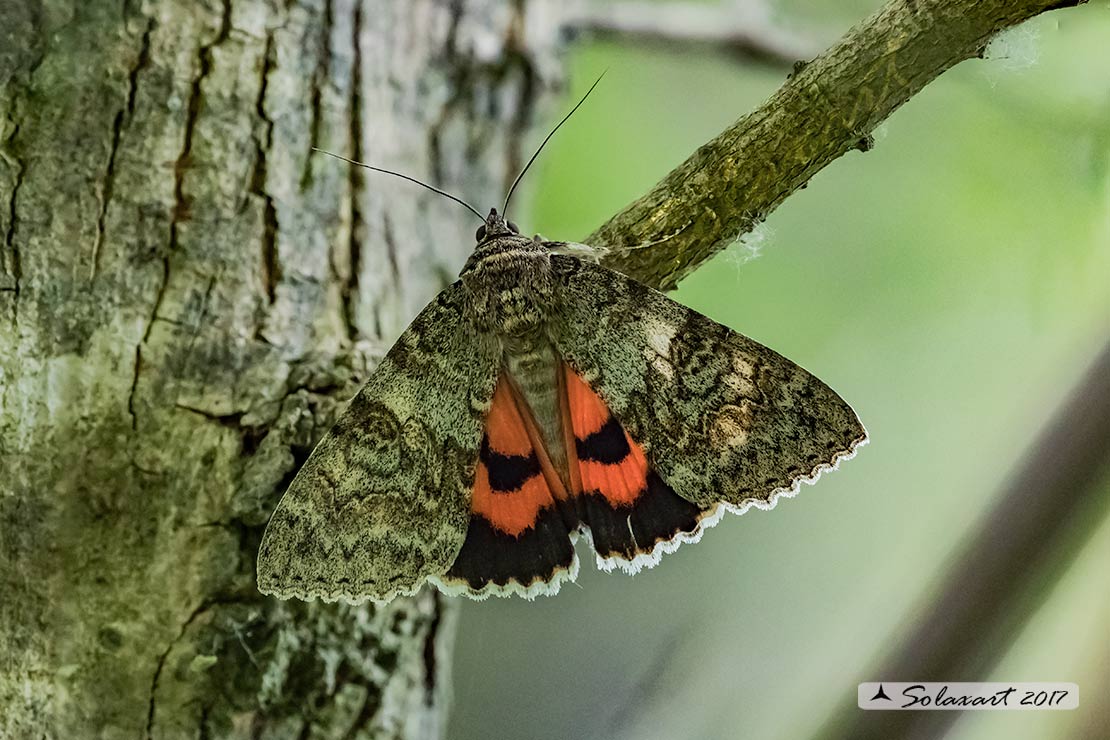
[460,233,555,342]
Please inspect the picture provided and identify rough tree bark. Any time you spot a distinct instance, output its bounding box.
[0,1,562,737]
[2,0,1095,737]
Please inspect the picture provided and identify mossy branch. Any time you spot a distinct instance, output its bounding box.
[591,0,1088,291]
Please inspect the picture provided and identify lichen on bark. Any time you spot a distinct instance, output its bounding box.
[0,1,563,737]
[1,0,1089,737]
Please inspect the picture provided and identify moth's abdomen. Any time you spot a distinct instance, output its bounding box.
[506,340,567,476]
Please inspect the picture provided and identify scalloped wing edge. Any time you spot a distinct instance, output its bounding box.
[593,429,869,575]
[429,542,582,601]
[258,429,867,603]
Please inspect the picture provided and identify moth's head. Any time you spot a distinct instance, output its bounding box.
[475,208,520,244]
[461,207,533,274]
[460,207,545,279]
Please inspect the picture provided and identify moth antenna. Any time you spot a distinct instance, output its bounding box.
[312,147,486,221]
[502,71,606,219]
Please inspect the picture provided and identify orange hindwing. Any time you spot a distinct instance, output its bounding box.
[561,365,649,506]
[441,374,576,596]
[560,363,715,570]
[471,376,568,536]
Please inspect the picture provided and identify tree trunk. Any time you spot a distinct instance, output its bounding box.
[0,1,562,737]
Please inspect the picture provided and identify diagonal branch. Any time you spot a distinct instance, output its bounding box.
[570,2,1102,737]
[564,1,821,68]
[589,0,1089,291]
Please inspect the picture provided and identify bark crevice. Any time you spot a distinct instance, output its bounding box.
[341,0,365,342]
[92,17,152,281]
[427,0,467,188]
[170,0,233,252]
[499,0,540,197]
[381,211,401,290]
[130,0,232,430]
[420,594,442,705]
[253,32,280,305]
[145,601,214,740]
[127,344,142,429]
[301,0,333,191]
[1,124,22,297]
[3,1,554,737]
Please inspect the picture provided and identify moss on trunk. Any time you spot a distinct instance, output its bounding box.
[0,1,562,737]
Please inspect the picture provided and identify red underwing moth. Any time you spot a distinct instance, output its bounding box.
[257,83,867,603]
[256,209,868,602]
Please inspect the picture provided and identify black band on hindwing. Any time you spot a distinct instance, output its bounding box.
[574,416,630,464]
[480,436,541,492]
[445,505,575,589]
[581,470,704,560]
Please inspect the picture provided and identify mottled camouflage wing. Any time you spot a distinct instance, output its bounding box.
[257,282,500,603]
[548,255,866,510]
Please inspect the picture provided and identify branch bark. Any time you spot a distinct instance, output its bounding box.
[589,0,1089,291]
[0,0,1097,737]
[0,1,563,737]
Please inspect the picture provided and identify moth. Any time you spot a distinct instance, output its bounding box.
[257,83,867,603]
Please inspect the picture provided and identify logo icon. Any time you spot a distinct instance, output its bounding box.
[870,684,892,702]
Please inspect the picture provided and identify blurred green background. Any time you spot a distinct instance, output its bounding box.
[450,3,1110,739]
